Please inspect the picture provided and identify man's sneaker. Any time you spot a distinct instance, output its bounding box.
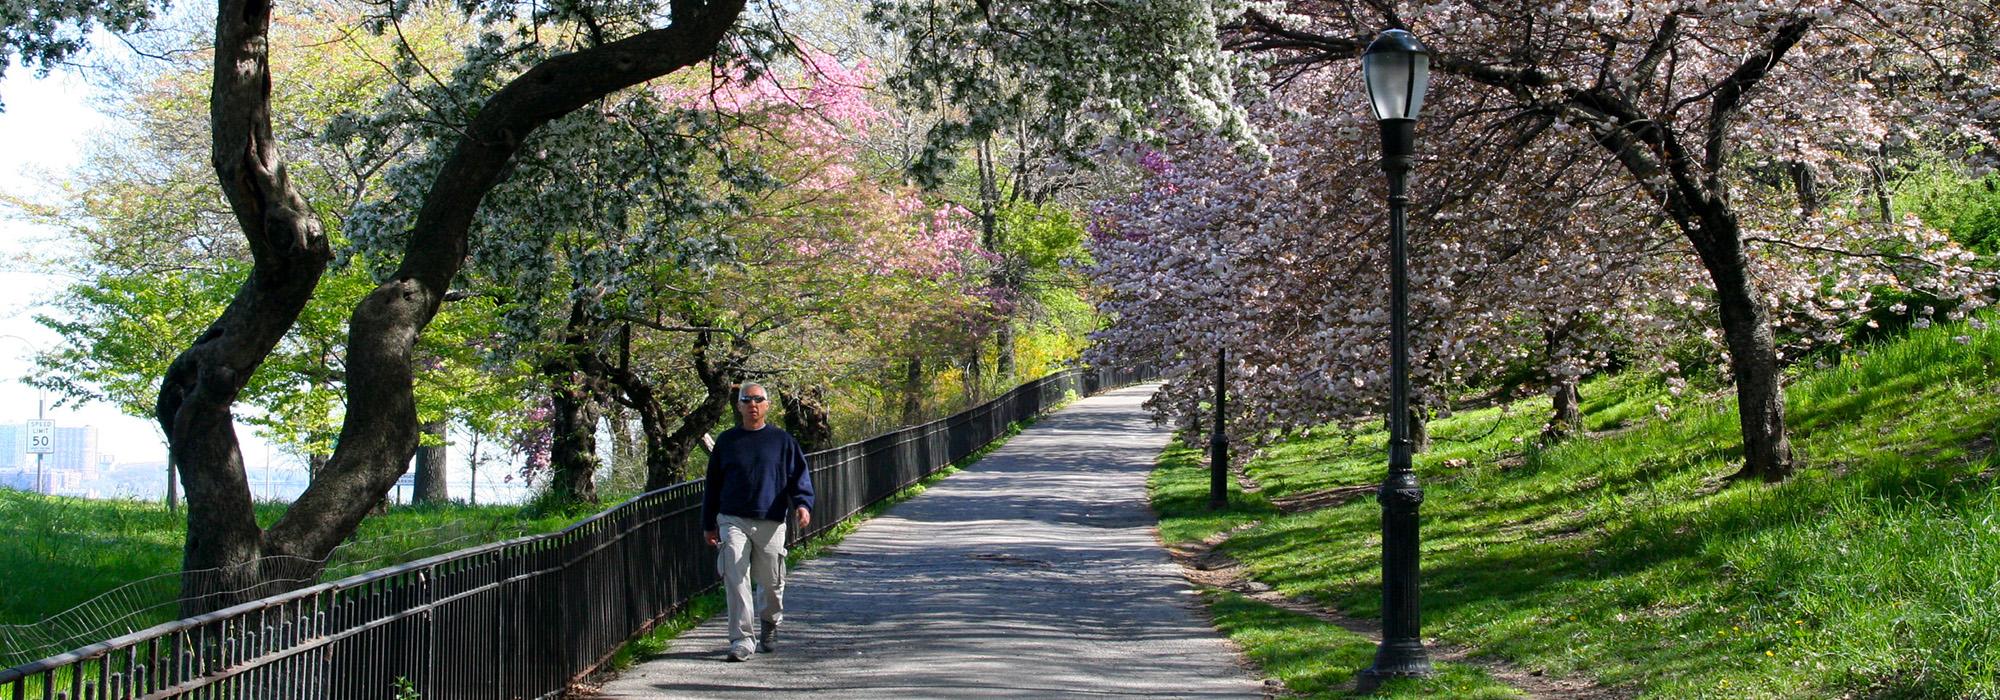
[727,643,755,662]
[757,621,779,653]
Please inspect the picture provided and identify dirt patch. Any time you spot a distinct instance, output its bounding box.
[1269,484,1377,514]
[1234,465,1265,494]
[1165,527,1633,700]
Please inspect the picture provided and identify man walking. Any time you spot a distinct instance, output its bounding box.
[703,382,815,662]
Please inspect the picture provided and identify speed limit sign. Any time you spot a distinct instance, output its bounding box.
[26,420,54,455]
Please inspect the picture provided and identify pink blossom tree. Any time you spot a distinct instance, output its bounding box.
[881,0,2000,480]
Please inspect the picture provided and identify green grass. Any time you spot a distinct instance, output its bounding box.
[0,492,574,667]
[1151,442,1523,698]
[1204,590,1521,699]
[1151,315,2000,698]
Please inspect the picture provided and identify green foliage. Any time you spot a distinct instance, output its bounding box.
[995,199,1092,271]
[28,267,233,419]
[869,0,1257,184]
[1898,159,2000,255]
[1153,313,2000,698]
[0,0,156,108]
[9,7,535,468]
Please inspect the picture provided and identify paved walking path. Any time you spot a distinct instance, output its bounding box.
[595,385,1265,699]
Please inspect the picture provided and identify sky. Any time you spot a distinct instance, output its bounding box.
[0,67,276,472]
[0,65,538,503]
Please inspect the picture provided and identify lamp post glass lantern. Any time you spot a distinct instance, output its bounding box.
[1358,27,1435,687]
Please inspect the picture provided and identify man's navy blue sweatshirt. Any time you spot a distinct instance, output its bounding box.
[701,425,815,531]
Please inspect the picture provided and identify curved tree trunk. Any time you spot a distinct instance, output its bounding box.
[1230,10,1812,483]
[647,330,746,489]
[165,0,749,615]
[579,327,745,491]
[160,0,334,615]
[412,419,448,504]
[781,384,834,453]
[651,370,734,488]
[1548,17,1810,483]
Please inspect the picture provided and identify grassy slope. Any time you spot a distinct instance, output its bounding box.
[0,495,576,632]
[1152,316,2000,699]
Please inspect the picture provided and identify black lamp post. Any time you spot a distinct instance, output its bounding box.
[1358,27,1435,688]
[1209,348,1228,510]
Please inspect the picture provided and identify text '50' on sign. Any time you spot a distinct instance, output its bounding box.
[26,419,54,455]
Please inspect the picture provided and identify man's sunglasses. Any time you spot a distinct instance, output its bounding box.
[738,396,768,404]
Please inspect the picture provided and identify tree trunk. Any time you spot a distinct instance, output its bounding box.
[962,344,983,404]
[1870,145,1895,225]
[975,136,1019,385]
[781,384,835,453]
[650,370,734,488]
[995,323,1016,379]
[412,419,448,504]
[159,0,335,616]
[1693,221,1796,482]
[466,431,481,506]
[1408,406,1429,455]
[581,329,744,492]
[165,456,178,511]
[165,0,748,615]
[1788,161,1820,218]
[901,354,925,424]
[605,404,645,487]
[1542,378,1582,443]
[548,371,603,504]
[1543,18,1808,483]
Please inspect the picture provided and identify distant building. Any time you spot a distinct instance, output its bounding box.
[53,426,99,476]
[0,424,21,469]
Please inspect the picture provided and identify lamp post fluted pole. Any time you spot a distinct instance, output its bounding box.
[1359,27,1435,688]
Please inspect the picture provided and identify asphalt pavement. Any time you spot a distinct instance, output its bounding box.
[593,384,1265,699]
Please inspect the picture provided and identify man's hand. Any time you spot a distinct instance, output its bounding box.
[704,529,720,547]
[796,506,812,530]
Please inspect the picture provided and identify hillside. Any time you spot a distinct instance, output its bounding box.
[1152,314,2000,698]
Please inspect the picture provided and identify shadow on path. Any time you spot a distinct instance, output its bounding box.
[592,386,1266,699]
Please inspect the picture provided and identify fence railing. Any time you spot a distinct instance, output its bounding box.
[0,366,1152,700]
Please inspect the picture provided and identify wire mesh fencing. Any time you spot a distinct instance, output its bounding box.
[0,366,1151,700]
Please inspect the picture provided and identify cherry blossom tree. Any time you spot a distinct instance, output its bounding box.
[344,48,989,499]
[882,0,2000,481]
[1087,98,1703,452]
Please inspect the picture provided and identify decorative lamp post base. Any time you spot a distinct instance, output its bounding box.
[1356,642,1436,691]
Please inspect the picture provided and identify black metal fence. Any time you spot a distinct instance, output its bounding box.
[0,366,1152,700]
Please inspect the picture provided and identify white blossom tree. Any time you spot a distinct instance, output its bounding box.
[880,0,2000,481]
